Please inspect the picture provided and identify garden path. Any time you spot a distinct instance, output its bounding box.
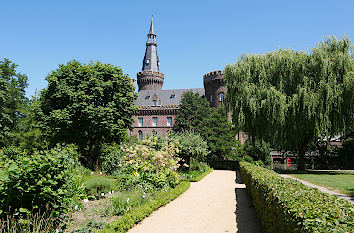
[280,174,354,204]
[128,170,262,233]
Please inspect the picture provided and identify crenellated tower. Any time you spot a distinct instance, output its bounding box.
[203,70,226,108]
[137,17,164,91]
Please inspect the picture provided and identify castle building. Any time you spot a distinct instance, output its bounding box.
[130,18,246,144]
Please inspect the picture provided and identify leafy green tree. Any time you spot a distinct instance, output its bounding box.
[244,138,272,165]
[169,130,209,167]
[173,92,239,160]
[225,37,354,170]
[172,91,212,132]
[202,106,239,160]
[0,58,28,147]
[39,60,137,166]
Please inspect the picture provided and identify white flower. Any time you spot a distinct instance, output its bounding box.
[84,199,89,203]
[101,193,105,197]
[90,172,94,175]
[112,190,115,194]
[108,191,111,195]
[99,172,102,175]
[126,198,130,204]
[142,194,146,199]
[55,229,62,233]
[74,205,78,210]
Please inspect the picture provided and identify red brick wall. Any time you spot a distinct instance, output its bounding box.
[129,114,176,138]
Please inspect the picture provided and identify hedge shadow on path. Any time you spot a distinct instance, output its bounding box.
[235,170,263,233]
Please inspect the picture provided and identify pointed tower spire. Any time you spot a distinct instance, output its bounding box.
[148,16,155,35]
[137,17,164,91]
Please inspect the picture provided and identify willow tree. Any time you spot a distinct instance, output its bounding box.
[225,37,354,170]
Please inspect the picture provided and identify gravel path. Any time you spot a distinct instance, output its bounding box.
[280,174,354,204]
[128,170,261,233]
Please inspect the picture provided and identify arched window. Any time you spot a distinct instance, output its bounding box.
[219,92,224,102]
[138,130,143,140]
[210,94,214,103]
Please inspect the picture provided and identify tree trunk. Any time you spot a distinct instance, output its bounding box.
[297,132,314,170]
[297,145,306,170]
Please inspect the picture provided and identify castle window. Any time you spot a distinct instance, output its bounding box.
[153,100,157,106]
[152,117,158,126]
[138,117,143,127]
[210,94,214,103]
[170,94,175,99]
[138,130,143,140]
[219,92,224,102]
[145,96,150,99]
[167,117,172,126]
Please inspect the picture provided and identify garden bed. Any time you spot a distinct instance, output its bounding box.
[239,162,354,233]
[180,168,214,182]
[99,181,190,233]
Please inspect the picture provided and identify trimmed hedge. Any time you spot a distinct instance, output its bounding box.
[239,162,354,233]
[188,168,213,182]
[99,181,190,233]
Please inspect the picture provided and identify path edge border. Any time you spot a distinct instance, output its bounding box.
[99,181,190,233]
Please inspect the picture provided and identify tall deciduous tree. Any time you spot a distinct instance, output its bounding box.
[0,59,28,147]
[225,37,354,170]
[39,60,137,166]
[173,91,239,160]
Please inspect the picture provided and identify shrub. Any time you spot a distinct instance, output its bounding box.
[244,139,272,165]
[118,137,181,190]
[99,181,190,233]
[83,176,113,199]
[189,158,210,171]
[0,144,85,217]
[168,131,209,167]
[244,155,254,163]
[239,162,354,232]
[101,144,125,175]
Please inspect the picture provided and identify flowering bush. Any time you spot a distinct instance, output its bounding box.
[117,137,181,190]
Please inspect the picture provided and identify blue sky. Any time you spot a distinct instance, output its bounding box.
[1,0,353,97]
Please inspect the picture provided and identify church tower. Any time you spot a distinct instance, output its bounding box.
[137,17,164,91]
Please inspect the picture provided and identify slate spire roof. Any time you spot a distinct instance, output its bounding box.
[142,16,159,72]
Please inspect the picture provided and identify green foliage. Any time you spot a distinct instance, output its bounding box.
[83,177,113,199]
[239,162,354,232]
[168,131,209,166]
[0,211,63,233]
[173,92,239,160]
[244,139,272,165]
[111,189,150,215]
[337,120,354,169]
[225,37,354,170]
[181,168,214,182]
[115,137,181,191]
[0,145,85,217]
[101,144,125,175]
[38,60,137,167]
[172,91,212,132]
[99,181,190,233]
[0,58,28,147]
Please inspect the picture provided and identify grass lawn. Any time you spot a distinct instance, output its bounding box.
[288,171,354,197]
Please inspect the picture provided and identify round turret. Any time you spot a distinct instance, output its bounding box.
[137,71,164,91]
[203,70,226,108]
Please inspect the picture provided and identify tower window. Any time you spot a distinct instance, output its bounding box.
[153,100,157,106]
[152,117,158,126]
[138,130,143,140]
[138,117,143,127]
[145,96,150,99]
[167,117,172,126]
[170,94,175,99]
[210,94,214,103]
[219,93,224,102]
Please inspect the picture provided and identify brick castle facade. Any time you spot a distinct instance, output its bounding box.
[129,18,247,144]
